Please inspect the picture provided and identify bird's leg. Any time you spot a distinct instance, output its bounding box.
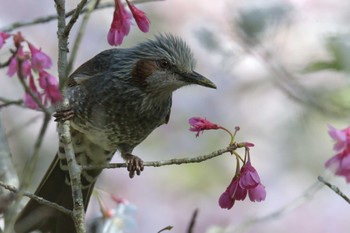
[123,153,144,178]
[53,109,75,122]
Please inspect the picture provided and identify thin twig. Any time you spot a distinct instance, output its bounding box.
[1,0,163,33]
[0,97,23,108]
[157,226,174,233]
[0,181,73,217]
[187,209,199,233]
[82,144,238,170]
[318,176,350,204]
[64,0,88,39]
[67,0,99,75]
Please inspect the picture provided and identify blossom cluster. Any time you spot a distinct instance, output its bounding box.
[108,0,150,46]
[0,32,62,109]
[189,117,266,210]
[325,125,350,182]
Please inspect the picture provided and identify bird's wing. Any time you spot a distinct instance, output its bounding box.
[66,49,119,87]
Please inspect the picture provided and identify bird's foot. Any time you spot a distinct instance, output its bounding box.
[53,109,74,122]
[124,153,144,178]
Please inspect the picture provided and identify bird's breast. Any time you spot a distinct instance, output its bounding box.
[69,90,171,151]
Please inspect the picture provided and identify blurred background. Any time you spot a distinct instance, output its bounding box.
[1,0,350,232]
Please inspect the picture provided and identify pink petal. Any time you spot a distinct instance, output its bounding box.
[239,162,261,189]
[218,190,235,209]
[126,1,150,33]
[248,184,266,202]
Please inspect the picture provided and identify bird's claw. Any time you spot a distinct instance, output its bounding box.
[53,109,74,122]
[125,154,144,178]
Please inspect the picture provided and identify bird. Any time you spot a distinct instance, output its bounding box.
[14,34,216,233]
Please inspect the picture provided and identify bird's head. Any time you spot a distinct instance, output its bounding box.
[129,34,216,94]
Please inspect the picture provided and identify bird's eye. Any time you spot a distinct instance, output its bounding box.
[158,59,170,69]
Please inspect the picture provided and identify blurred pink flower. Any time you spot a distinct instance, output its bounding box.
[326,125,350,182]
[239,161,261,189]
[0,31,10,49]
[28,43,52,71]
[24,93,40,109]
[38,70,62,104]
[7,46,32,79]
[108,0,132,46]
[126,0,150,32]
[328,125,350,152]
[248,183,266,202]
[189,117,220,137]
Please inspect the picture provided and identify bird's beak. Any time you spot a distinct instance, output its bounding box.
[182,71,217,89]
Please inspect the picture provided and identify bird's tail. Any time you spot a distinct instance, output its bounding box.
[14,154,95,233]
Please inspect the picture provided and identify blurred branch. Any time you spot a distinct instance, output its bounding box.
[82,144,241,170]
[0,97,23,108]
[157,226,174,233]
[6,115,42,138]
[0,180,73,217]
[1,0,163,33]
[232,179,323,233]
[0,119,19,227]
[318,176,350,204]
[187,209,199,233]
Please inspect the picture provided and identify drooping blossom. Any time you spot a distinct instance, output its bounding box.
[126,0,150,32]
[219,161,266,210]
[239,161,261,189]
[248,183,266,202]
[0,31,10,49]
[28,43,52,71]
[108,0,132,46]
[7,46,32,79]
[325,125,350,183]
[38,70,62,104]
[189,117,220,137]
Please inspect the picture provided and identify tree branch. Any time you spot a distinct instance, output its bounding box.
[318,176,350,205]
[82,144,238,170]
[0,181,73,217]
[55,0,86,232]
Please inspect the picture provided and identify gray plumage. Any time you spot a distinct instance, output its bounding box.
[15,34,216,233]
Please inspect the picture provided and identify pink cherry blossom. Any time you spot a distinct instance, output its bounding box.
[218,189,235,210]
[108,0,132,46]
[0,32,10,49]
[326,125,350,182]
[219,161,266,209]
[126,0,150,33]
[28,43,52,71]
[24,93,40,109]
[248,183,266,202]
[328,125,350,152]
[38,70,62,104]
[7,46,32,79]
[239,161,261,189]
[189,117,220,137]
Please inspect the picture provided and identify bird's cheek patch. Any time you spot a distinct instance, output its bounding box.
[132,59,158,86]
